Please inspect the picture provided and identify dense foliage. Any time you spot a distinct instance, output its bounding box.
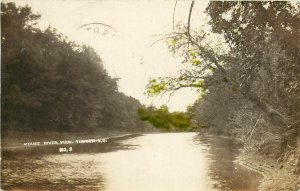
[147,1,300,159]
[138,105,191,131]
[1,2,151,133]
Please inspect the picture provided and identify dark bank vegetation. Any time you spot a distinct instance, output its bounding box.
[147,1,300,190]
[1,2,153,137]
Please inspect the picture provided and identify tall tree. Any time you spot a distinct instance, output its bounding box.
[1,2,152,134]
[147,1,300,154]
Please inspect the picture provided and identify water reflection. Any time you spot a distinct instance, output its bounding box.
[1,133,261,191]
[2,134,140,158]
[1,134,139,190]
[194,135,262,191]
[2,156,105,190]
[99,133,211,191]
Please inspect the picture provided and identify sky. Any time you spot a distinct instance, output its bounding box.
[7,0,210,111]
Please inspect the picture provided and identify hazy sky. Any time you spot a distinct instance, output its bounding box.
[8,0,210,111]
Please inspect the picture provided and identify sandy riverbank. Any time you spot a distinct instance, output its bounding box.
[235,151,300,191]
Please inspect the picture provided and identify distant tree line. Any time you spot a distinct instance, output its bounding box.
[138,105,191,131]
[1,2,152,133]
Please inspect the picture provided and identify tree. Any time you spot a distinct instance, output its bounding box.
[138,105,191,131]
[146,1,300,156]
[1,2,152,134]
[205,2,300,145]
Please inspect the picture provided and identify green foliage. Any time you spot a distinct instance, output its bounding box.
[138,105,191,131]
[1,2,152,133]
[146,79,167,95]
[146,76,207,97]
[146,1,300,151]
[190,59,201,66]
[191,1,300,147]
[206,1,300,118]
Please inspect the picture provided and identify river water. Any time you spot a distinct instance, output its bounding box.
[1,133,261,191]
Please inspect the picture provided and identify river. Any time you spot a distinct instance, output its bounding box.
[1,132,261,191]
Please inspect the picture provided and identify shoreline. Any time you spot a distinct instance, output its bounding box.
[234,155,271,178]
[1,131,151,152]
[235,152,300,191]
[1,131,192,151]
[197,132,300,191]
[3,132,299,190]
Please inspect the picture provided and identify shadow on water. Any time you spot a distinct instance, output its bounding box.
[2,134,141,158]
[1,134,141,191]
[193,135,262,191]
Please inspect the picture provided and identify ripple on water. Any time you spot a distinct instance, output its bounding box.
[2,133,261,191]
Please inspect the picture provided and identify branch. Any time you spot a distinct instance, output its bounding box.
[187,1,195,48]
[242,84,288,128]
[248,114,262,145]
[150,33,186,47]
[173,0,178,31]
[170,83,205,92]
[187,34,227,74]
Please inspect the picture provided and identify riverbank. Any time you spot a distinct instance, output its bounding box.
[197,131,300,190]
[235,151,300,191]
